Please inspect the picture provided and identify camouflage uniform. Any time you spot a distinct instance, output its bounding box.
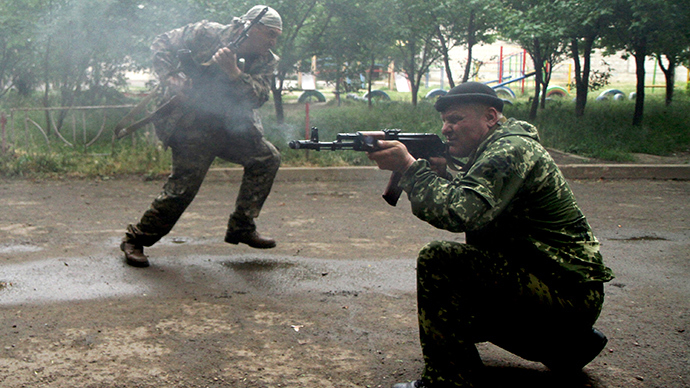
[398,118,614,387]
[125,19,281,247]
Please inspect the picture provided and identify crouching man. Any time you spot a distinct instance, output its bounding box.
[367,82,614,387]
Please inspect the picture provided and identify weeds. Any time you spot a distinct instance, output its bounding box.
[1,91,688,178]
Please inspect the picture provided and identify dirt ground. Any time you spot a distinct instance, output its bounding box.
[0,157,688,387]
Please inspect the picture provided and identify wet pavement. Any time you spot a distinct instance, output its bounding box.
[0,172,689,387]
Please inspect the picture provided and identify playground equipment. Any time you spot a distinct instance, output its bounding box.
[424,72,534,103]
[297,89,326,103]
[425,71,570,103]
[425,46,573,102]
[295,56,390,103]
[595,89,626,101]
[296,74,389,103]
[544,86,569,98]
[346,89,391,102]
[295,71,327,103]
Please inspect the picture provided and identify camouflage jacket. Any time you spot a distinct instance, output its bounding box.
[150,19,279,146]
[399,118,614,284]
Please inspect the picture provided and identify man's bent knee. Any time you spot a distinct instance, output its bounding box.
[418,241,478,263]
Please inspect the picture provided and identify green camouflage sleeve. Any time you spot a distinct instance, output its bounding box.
[399,134,545,233]
[401,136,560,232]
[399,159,492,233]
[151,20,240,77]
[233,51,278,109]
[151,20,277,108]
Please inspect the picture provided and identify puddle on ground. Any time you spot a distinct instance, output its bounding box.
[223,258,296,272]
[610,235,668,241]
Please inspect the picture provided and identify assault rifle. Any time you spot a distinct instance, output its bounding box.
[289,127,453,206]
[114,7,270,139]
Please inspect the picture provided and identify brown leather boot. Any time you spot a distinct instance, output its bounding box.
[120,241,150,267]
[225,230,276,249]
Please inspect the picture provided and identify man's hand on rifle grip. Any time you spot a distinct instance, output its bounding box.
[212,47,241,81]
[367,140,416,174]
[428,156,450,178]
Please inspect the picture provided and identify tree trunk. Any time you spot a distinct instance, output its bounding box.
[405,48,418,106]
[572,36,594,117]
[462,43,474,84]
[571,39,584,116]
[411,77,419,106]
[368,54,375,109]
[461,11,476,84]
[664,62,675,106]
[530,70,541,120]
[632,42,646,126]
[42,37,52,137]
[444,60,454,89]
[335,73,342,107]
[540,61,551,109]
[272,74,285,124]
[436,26,454,89]
[657,54,675,105]
[529,38,541,120]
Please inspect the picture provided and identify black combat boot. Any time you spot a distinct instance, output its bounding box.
[543,328,608,373]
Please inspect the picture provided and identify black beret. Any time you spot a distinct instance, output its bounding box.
[434,82,504,113]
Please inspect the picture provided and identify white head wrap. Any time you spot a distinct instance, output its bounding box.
[241,5,282,31]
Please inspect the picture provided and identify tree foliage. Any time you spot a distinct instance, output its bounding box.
[603,0,676,125]
[389,0,444,106]
[317,0,396,107]
[560,0,614,117]
[499,0,569,119]
[647,0,690,105]
[0,0,686,128]
[266,0,333,122]
[434,0,500,87]
[0,0,42,98]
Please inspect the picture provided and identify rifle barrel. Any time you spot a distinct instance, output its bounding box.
[288,140,358,151]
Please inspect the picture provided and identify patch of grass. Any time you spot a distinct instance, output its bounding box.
[0,140,173,179]
[2,90,688,178]
[505,92,690,159]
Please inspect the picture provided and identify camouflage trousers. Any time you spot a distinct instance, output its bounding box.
[416,241,604,387]
[125,117,280,247]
